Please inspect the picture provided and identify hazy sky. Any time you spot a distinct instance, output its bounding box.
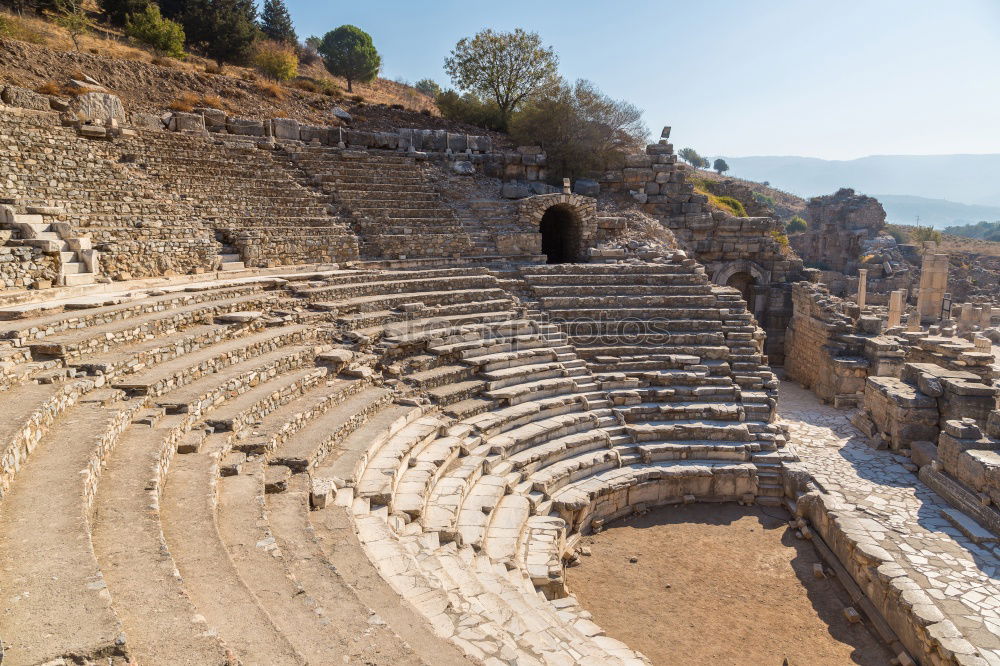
[283,0,1000,160]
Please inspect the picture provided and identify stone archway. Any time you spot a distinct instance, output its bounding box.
[518,193,597,264]
[726,271,758,313]
[539,204,583,263]
[712,260,771,318]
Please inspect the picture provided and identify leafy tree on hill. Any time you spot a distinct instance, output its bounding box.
[713,158,729,175]
[98,0,149,26]
[259,0,296,45]
[318,25,380,92]
[509,77,648,182]
[785,215,808,234]
[184,0,259,67]
[678,147,706,167]
[51,0,93,50]
[943,220,1000,242]
[435,90,505,131]
[415,78,441,98]
[125,4,185,58]
[444,28,558,128]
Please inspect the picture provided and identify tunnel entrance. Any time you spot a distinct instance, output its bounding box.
[539,205,582,264]
[726,271,757,313]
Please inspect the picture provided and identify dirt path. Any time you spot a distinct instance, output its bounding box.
[565,503,893,666]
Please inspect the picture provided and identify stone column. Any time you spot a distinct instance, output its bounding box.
[916,253,949,321]
[887,289,905,328]
[856,269,868,308]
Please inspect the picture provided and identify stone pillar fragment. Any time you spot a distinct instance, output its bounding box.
[916,253,949,321]
[857,269,868,308]
[887,290,905,328]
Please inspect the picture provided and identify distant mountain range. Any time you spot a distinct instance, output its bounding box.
[872,195,1000,229]
[718,154,1000,227]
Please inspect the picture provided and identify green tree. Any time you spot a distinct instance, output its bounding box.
[678,147,705,167]
[254,39,297,80]
[444,28,558,128]
[51,0,94,51]
[414,78,441,98]
[184,0,259,67]
[125,4,185,57]
[713,158,729,175]
[786,216,808,234]
[317,24,381,92]
[259,0,296,45]
[98,0,148,26]
[510,78,648,182]
[435,90,505,131]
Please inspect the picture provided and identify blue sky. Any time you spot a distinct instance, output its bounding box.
[283,0,1000,160]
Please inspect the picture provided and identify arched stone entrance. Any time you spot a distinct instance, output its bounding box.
[518,193,597,264]
[726,271,757,313]
[539,204,582,264]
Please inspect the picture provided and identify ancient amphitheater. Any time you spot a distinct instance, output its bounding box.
[0,90,999,666]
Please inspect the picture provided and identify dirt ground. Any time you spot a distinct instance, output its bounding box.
[566,503,894,666]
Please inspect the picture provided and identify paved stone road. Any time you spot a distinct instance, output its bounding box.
[778,380,1000,664]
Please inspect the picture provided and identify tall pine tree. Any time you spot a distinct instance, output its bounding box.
[259,0,296,45]
[183,0,259,67]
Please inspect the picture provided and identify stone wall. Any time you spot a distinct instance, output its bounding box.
[785,281,906,405]
[0,245,57,289]
[792,188,887,274]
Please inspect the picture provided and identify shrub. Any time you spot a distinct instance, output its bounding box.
[291,78,319,93]
[256,79,285,99]
[414,78,440,97]
[885,225,908,244]
[785,216,808,233]
[350,93,364,103]
[716,196,747,217]
[254,40,297,81]
[204,61,222,74]
[910,225,942,244]
[509,78,648,181]
[125,4,185,58]
[199,94,223,109]
[168,91,199,112]
[771,230,790,249]
[436,89,505,130]
[151,55,176,67]
[35,81,62,95]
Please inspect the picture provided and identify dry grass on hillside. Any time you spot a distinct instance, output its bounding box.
[0,9,437,121]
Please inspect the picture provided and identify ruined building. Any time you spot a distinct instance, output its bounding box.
[0,86,997,666]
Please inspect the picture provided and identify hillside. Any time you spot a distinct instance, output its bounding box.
[0,10,511,137]
[691,168,807,220]
[718,154,1000,211]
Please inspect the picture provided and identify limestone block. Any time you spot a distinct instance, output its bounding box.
[168,112,206,132]
[70,92,125,124]
[573,179,600,197]
[1,85,51,111]
[451,160,475,175]
[226,116,266,136]
[332,106,352,122]
[194,107,227,130]
[271,117,300,140]
[129,112,165,130]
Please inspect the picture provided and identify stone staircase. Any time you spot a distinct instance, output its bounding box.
[517,257,794,504]
[0,205,97,286]
[0,264,774,665]
[290,147,478,259]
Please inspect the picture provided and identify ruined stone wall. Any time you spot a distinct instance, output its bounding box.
[792,188,886,274]
[0,245,57,289]
[785,282,871,404]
